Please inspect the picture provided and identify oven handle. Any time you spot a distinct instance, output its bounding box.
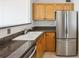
[29,46,37,58]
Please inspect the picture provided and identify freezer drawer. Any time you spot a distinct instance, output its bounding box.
[56,39,66,56]
[56,39,77,56]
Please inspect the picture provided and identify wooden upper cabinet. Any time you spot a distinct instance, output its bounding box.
[63,3,74,10]
[32,3,74,21]
[55,3,74,11]
[32,4,39,20]
[33,4,45,20]
[39,4,45,20]
[46,4,56,20]
[55,4,64,10]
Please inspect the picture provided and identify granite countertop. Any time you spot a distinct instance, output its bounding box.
[7,40,35,58]
[7,31,44,58]
[0,40,36,58]
[30,27,56,32]
[0,27,56,58]
[13,31,44,40]
[0,31,44,58]
[0,40,27,58]
[0,31,48,58]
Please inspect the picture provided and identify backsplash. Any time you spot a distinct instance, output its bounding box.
[0,24,33,39]
[33,20,56,27]
[0,31,24,45]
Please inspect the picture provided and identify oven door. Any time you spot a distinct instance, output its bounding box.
[29,46,36,58]
[22,46,36,58]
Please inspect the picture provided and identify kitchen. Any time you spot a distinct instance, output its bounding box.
[0,0,79,58]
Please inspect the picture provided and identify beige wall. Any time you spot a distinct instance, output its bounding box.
[71,0,79,11]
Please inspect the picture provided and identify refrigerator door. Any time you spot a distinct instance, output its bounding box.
[67,11,77,38]
[56,11,67,39]
[56,11,78,56]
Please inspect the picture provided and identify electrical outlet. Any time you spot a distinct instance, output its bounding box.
[7,28,11,34]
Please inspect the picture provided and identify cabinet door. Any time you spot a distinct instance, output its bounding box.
[46,4,55,20]
[32,4,39,20]
[36,38,42,57]
[36,42,42,57]
[63,3,74,11]
[45,32,55,51]
[36,35,44,58]
[38,4,45,20]
[33,4,45,20]
[41,34,46,52]
[55,4,64,11]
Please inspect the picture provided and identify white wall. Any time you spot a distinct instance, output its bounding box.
[0,0,33,39]
[0,0,3,25]
[33,0,66,3]
[0,0,31,27]
[71,0,79,11]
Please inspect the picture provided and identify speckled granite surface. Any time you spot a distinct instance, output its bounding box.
[30,27,56,32]
[0,40,26,58]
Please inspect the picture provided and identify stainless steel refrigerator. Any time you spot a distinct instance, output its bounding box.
[56,11,78,56]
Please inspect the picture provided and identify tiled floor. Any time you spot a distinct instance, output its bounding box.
[43,52,57,58]
[43,52,79,58]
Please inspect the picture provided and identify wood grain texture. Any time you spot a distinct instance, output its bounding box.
[32,3,74,20]
[33,4,45,20]
[35,32,56,58]
[36,34,44,58]
[45,32,55,51]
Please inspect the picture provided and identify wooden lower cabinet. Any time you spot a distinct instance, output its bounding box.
[35,32,55,58]
[36,42,43,57]
[45,32,55,51]
[36,34,45,58]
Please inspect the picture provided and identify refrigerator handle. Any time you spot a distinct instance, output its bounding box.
[65,11,68,35]
[66,11,68,34]
[66,11,69,34]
